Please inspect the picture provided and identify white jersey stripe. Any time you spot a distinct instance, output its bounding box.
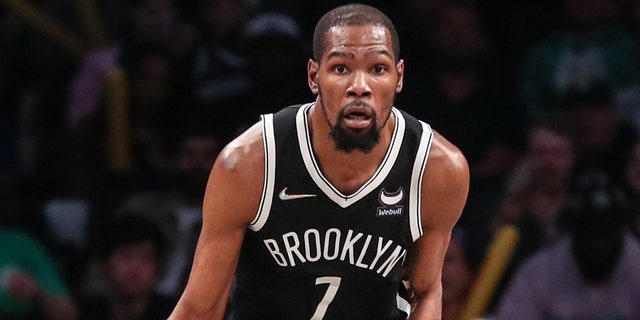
[297,103,406,208]
[250,114,276,231]
[409,122,433,241]
[396,293,411,318]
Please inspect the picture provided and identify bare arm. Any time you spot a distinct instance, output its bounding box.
[405,132,470,320]
[168,123,265,320]
[5,270,78,320]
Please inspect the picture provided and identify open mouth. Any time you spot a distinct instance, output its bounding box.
[342,105,373,129]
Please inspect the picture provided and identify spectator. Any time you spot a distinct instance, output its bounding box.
[68,0,178,127]
[397,0,523,179]
[495,176,640,319]
[562,83,638,180]
[463,115,576,275]
[0,220,78,320]
[442,227,485,320]
[519,0,640,120]
[493,116,576,244]
[488,115,578,311]
[79,214,177,320]
[61,47,188,262]
[117,128,222,297]
[229,11,313,134]
[187,0,253,108]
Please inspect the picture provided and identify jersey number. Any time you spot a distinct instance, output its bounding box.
[310,276,342,320]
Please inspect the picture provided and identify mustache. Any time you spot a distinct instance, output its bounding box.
[344,100,372,109]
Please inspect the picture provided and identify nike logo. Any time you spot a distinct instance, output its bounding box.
[279,187,317,200]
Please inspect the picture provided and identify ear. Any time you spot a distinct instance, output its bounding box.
[308,59,320,95]
[395,59,404,93]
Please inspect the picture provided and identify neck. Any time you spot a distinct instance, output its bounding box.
[307,101,395,194]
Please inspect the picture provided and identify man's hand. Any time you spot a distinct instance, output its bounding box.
[5,269,44,301]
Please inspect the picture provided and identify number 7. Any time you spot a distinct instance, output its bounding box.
[310,276,342,320]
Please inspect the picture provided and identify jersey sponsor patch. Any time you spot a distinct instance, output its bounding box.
[379,187,404,205]
[377,187,405,217]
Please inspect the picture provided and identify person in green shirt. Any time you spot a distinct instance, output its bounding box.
[1,228,78,320]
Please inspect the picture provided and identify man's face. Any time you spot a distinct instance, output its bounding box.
[442,237,474,303]
[572,216,623,285]
[528,127,575,189]
[308,24,404,153]
[105,241,159,298]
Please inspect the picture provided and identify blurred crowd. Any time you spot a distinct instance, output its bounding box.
[1,0,640,319]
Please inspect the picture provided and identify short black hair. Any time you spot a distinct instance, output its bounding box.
[565,173,631,231]
[312,4,400,63]
[562,82,614,110]
[95,213,168,260]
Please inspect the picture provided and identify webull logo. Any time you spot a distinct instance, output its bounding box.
[377,187,405,217]
[377,206,404,217]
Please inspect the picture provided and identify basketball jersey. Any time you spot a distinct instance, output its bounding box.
[228,103,434,320]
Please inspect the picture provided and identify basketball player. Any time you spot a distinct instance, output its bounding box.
[168,4,469,319]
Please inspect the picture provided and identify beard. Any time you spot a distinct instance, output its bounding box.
[571,232,623,285]
[318,90,392,154]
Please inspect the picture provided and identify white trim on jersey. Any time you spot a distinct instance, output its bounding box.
[396,293,411,318]
[297,103,406,209]
[408,122,433,241]
[249,113,277,231]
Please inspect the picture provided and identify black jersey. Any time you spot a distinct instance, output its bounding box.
[228,103,433,320]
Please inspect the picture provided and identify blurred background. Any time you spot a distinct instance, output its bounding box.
[1,0,639,319]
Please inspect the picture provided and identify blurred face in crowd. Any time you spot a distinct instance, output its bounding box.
[442,236,474,304]
[308,24,404,153]
[105,241,160,299]
[528,127,575,190]
[430,4,487,63]
[132,0,174,45]
[573,105,618,153]
[177,135,221,175]
[131,53,174,110]
[572,211,624,285]
[201,0,249,40]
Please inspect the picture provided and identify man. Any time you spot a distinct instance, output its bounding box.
[168,4,469,319]
[79,214,178,320]
[0,227,78,320]
[495,177,640,319]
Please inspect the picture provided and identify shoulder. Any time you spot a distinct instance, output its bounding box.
[423,130,469,190]
[217,121,265,173]
[203,121,266,224]
[417,130,469,227]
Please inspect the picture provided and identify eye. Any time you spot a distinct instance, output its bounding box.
[373,65,387,74]
[332,65,347,74]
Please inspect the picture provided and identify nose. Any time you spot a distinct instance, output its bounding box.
[347,71,372,97]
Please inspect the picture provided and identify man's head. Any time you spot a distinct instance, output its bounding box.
[526,116,576,191]
[97,214,168,299]
[429,1,488,70]
[308,4,404,153]
[442,227,484,304]
[312,4,400,63]
[563,83,619,154]
[568,176,630,285]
